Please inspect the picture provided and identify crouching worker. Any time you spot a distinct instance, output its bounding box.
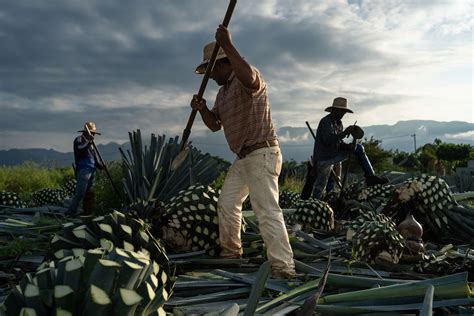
[66,122,104,216]
[311,97,388,200]
[191,25,296,279]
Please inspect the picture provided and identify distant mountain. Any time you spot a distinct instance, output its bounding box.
[0,142,127,167]
[192,120,474,162]
[1,120,472,166]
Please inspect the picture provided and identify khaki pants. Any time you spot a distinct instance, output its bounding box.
[218,146,295,273]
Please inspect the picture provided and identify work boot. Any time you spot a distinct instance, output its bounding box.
[365,175,389,187]
[219,246,243,259]
[271,269,296,280]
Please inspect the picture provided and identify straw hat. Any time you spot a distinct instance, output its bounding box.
[77,121,101,135]
[324,97,353,113]
[195,41,228,74]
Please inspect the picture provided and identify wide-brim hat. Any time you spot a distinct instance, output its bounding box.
[77,121,101,135]
[195,41,227,74]
[324,97,353,113]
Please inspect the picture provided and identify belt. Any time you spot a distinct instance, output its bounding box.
[237,139,279,159]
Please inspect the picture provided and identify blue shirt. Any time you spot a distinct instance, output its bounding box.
[73,134,98,170]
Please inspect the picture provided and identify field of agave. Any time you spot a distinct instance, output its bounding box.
[0,131,473,315]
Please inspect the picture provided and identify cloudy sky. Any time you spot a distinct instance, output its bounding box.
[0,0,472,152]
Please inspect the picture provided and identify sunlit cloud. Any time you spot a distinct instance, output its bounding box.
[0,0,471,153]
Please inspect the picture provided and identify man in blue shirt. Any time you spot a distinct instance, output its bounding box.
[66,122,103,216]
[311,97,388,199]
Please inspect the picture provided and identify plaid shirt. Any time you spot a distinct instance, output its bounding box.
[211,67,277,154]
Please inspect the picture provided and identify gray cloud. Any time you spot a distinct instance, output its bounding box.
[0,0,471,152]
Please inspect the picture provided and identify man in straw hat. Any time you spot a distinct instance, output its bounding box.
[191,25,295,279]
[65,121,104,216]
[309,97,389,200]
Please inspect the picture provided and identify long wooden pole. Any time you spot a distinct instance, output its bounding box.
[84,126,122,200]
[179,0,237,151]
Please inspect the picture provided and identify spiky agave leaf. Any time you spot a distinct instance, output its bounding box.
[351,219,405,264]
[119,131,222,206]
[4,246,171,315]
[416,248,474,276]
[288,198,334,232]
[162,184,220,255]
[0,191,27,208]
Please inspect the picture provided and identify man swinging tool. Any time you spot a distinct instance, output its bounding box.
[309,97,389,200]
[190,25,296,279]
[65,122,105,216]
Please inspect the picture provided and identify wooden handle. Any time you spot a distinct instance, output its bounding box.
[305,121,316,140]
[180,0,237,151]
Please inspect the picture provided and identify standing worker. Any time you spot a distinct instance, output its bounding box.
[310,97,388,200]
[66,122,104,216]
[191,25,296,279]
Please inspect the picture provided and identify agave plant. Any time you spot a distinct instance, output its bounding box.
[31,188,69,207]
[351,220,405,264]
[279,190,300,209]
[0,191,27,208]
[4,246,170,315]
[356,183,394,208]
[161,185,220,254]
[118,131,227,254]
[119,130,221,205]
[50,211,172,295]
[346,210,396,242]
[288,199,334,232]
[61,179,77,196]
[382,175,474,242]
[3,211,172,315]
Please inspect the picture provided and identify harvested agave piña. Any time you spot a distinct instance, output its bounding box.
[50,210,172,296]
[0,191,26,208]
[351,220,405,264]
[4,246,170,315]
[162,185,220,255]
[31,188,69,207]
[383,175,474,241]
[288,198,334,232]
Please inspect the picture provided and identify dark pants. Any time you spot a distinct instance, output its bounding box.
[311,144,375,199]
[67,167,96,215]
[300,161,335,200]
